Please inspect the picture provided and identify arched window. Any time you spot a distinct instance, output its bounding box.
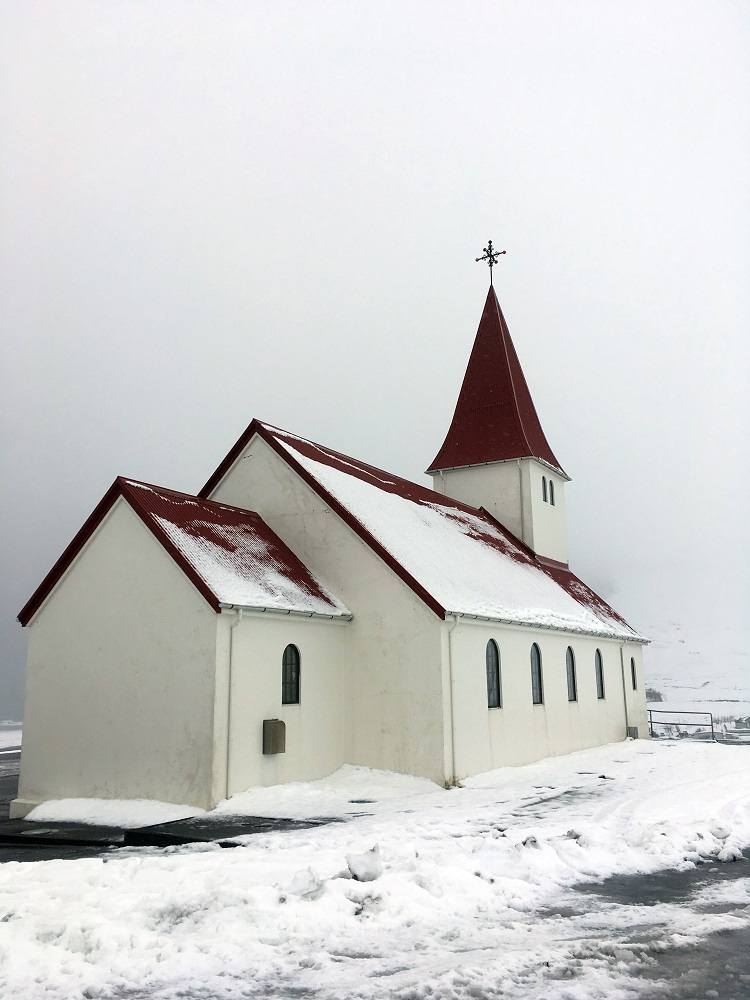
[566,647,577,702]
[595,649,605,699]
[282,644,300,704]
[531,643,544,704]
[630,657,637,691]
[486,639,501,709]
[549,480,555,506]
[542,476,548,502]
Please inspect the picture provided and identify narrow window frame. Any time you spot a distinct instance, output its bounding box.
[566,646,577,702]
[486,639,502,709]
[595,648,605,700]
[281,643,301,705]
[630,656,637,691]
[549,479,555,506]
[531,643,544,705]
[542,476,548,502]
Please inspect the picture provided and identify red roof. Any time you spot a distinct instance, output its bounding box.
[18,478,348,626]
[428,285,566,476]
[201,421,642,641]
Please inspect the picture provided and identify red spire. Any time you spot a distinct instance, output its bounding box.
[428,286,566,476]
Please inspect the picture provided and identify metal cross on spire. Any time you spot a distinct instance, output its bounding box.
[475,240,506,285]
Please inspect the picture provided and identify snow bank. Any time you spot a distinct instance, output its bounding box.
[0,726,21,750]
[2,742,750,1000]
[25,798,204,829]
[213,764,439,818]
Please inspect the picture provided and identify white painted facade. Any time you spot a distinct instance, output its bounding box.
[209,434,448,786]
[444,619,647,781]
[432,458,569,563]
[13,500,220,815]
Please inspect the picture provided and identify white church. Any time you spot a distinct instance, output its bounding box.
[12,278,648,817]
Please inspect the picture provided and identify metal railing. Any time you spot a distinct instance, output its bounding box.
[648,709,715,741]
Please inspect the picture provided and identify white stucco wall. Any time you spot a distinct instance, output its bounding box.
[527,463,568,564]
[12,499,219,816]
[432,458,568,563]
[208,435,448,785]
[445,619,648,780]
[211,611,350,796]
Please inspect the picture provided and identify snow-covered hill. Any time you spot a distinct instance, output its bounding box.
[643,619,750,719]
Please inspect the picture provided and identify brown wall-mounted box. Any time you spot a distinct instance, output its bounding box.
[263,718,286,754]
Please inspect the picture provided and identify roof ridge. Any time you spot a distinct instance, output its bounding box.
[120,477,261,519]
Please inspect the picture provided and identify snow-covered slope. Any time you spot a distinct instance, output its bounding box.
[643,619,750,718]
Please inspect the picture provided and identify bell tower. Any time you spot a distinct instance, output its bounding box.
[427,282,570,564]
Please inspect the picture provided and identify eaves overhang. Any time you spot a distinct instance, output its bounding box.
[445,611,649,644]
[428,454,572,482]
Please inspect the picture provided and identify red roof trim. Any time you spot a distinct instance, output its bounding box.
[253,425,449,620]
[200,420,257,498]
[118,480,222,614]
[18,479,224,626]
[18,481,122,626]
[200,420,447,619]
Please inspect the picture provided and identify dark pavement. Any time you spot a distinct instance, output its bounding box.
[0,748,20,820]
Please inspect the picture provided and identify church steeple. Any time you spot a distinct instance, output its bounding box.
[428,284,570,564]
[428,285,565,477]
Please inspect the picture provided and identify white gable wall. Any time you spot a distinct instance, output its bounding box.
[447,619,647,780]
[208,435,448,785]
[11,499,219,816]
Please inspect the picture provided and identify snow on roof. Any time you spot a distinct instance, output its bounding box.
[256,424,642,641]
[122,481,350,617]
[18,478,350,625]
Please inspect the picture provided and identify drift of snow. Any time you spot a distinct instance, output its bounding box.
[346,844,382,881]
[2,741,750,1000]
[214,763,439,818]
[0,725,21,750]
[25,797,204,828]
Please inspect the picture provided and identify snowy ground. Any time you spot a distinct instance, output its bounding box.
[2,740,750,999]
[643,619,750,719]
[0,723,21,751]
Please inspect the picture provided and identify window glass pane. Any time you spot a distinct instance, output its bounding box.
[595,649,605,699]
[486,640,501,708]
[566,647,577,701]
[282,644,300,704]
[630,657,637,690]
[531,643,543,704]
[549,480,555,506]
[542,477,547,502]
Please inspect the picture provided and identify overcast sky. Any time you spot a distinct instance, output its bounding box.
[1,1,748,718]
